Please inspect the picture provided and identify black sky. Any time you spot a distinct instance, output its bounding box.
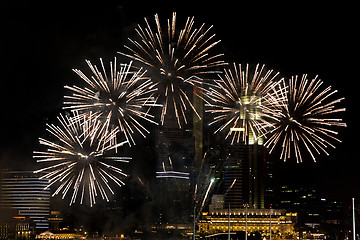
[0,1,358,203]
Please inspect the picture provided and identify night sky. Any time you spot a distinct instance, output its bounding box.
[0,0,358,211]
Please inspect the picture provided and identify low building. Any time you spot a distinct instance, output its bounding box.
[209,194,225,213]
[35,230,86,239]
[199,208,297,239]
[0,215,35,239]
[48,211,63,232]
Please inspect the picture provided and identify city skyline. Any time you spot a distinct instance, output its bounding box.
[0,0,356,199]
[0,1,357,238]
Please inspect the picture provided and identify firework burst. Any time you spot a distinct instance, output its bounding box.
[64,58,160,146]
[119,12,226,128]
[34,112,131,206]
[204,63,286,144]
[264,74,346,162]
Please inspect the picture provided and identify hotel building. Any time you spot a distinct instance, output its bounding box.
[0,171,50,232]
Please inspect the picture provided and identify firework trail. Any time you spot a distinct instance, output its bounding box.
[197,178,215,219]
[264,74,346,162]
[119,12,226,128]
[194,151,228,221]
[225,179,236,195]
[33,112,131,206]
[193,152,207,201]
[64,58,160,146]
[204,63,286,144]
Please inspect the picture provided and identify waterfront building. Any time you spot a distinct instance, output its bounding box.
[0,171,50,232]
[199,208,297,239]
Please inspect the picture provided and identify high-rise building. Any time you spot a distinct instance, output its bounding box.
[0,171,50,231]
[205,88,272,210]
[193,85,203,168]
[153,124,194,228]
[248,142,266,209]
[220,140,266,209]
[152,86,203,230]
[223,142,249,209]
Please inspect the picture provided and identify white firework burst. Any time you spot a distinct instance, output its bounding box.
[204,63,286,144]
[120,12,226,128]
[33,112,130,206]
[264,74,346,162]
[64,58,160,146]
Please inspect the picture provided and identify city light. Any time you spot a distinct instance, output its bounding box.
[156,171,190,179]
[0,5,351,240]
[230,127,245,132]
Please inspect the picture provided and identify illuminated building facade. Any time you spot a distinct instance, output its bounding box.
[0,215,35,239]
[206,91,270,210]
[35,230,85,239]
[199,208,297,239]
[209,194,225,213]
[0,171,50,232]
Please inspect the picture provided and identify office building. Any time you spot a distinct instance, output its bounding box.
[278,185,344,232]
[211,139,266,210]
[151,84,206,230]
[209,194,225,213]
[153,123,194,228]
[206,90,270,209]
[0,171,50,232]
[0,214,35,239]
[193,85,204,168]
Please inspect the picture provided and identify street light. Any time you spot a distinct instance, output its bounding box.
[228,203,231,240]
[269,208,272,240]
[353,198,356,240]
[193,206,196,240]
[244,203,250,240]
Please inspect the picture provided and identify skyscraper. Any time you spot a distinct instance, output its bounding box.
[153,123,194,228]
[152,87,200,230]
[0,171,50,231]
[223,142,249,209]
[206,87,270,210]
[223,140,266,209]
[193,85,204,168]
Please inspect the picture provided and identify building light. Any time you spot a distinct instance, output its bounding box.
[230,127,245,132]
